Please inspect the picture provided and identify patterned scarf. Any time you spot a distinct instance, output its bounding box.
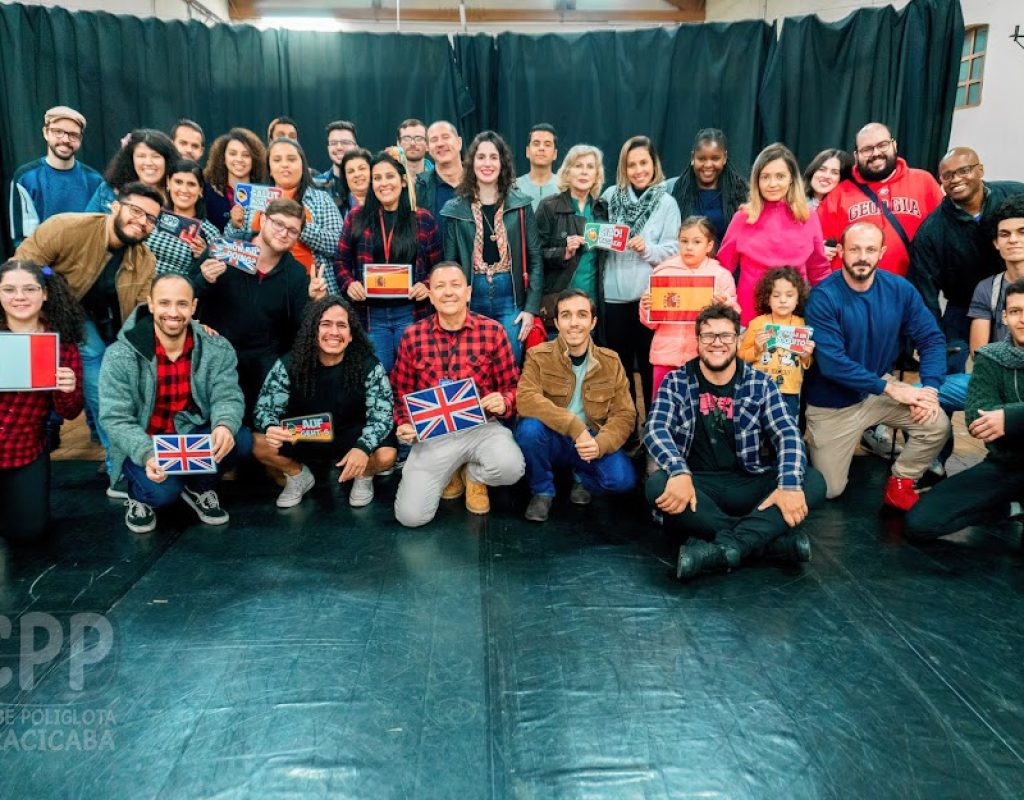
[609,182,666,233]
[471,200,511,275]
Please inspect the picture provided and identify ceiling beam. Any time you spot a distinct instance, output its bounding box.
[662,0,704,10]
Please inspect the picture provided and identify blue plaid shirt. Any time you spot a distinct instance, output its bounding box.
[643,360,807,489]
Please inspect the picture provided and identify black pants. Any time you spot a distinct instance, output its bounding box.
[0,454,51,542]
[905,459,1024,540]
[646,467,827,557]
[603,300,654,414]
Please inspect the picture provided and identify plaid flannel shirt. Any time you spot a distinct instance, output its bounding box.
[0,341,84,469]
[643,360,807,489]
[146,331,195,435]
[390,311,519,426]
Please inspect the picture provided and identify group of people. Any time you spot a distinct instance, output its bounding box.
[2,105,1022,582]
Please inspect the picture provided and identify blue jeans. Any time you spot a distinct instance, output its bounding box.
[471,273,522,364]
[366,303,415,375]
[941,304,970,374]
[80,319,111,468]
[515,417,636,497]
[123,426,253,508]
[938,372,970,412]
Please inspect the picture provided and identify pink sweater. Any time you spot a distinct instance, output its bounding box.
[640,255,740,367]
[717,200,830,326]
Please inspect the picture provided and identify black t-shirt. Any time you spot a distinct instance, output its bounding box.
[687,364,738,473]
[82,247,125,342]
[481,203,500,266]
[285,356,373,457]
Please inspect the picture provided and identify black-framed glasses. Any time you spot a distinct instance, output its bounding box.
[698,332,738,344]
[399,135,427,144]
[856,139,895,157]
[121,202,158,226]
[47,126,82,142]
[939,163,979,183]
[264,215,302,238]
[329,138,357,148]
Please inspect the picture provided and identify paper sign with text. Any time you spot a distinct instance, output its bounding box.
[583,223,630,252]
[764,324,814,354]
[234,183,283,211]
[281,412,334,442]
[156,211,202,243]
[210,239,260,274]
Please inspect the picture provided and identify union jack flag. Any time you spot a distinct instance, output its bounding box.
[153,434,217,474]
[403,378,486,441]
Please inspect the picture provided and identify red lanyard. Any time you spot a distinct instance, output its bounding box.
[379,210,395,263]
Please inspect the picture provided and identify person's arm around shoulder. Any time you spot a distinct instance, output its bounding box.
[592,349,637,456]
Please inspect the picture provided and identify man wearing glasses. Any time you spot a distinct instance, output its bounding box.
[9,105,102,246]
[192,198,317,423]
[316,120,359,213]
[396,119,432,177]
[644,304,826,582]
[817,121,943,278]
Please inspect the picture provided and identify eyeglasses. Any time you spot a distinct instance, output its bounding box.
[939,163,979,183]
[698,332,738,344]
[0,284,43,298]
[856,139,895,157]
[47,126,82,142]
[329,139,357,148]
[121,202,158,227]
[264,215,302,238]
[399,135,427,144]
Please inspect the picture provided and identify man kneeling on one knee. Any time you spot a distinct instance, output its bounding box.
[644,304,826,581]
[516,289,636,522]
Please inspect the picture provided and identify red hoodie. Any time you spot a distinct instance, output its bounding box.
[817,157,943,276]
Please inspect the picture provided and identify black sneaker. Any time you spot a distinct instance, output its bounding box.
[180,487,229,526]
[124,499,156,533]
[569,482,592,506]
[106,479,129,500]
[676,540,735,581]
[764,531,812,562]
[524,494,553,522]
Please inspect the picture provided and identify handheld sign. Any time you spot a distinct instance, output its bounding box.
[156,211,202,244]
[280,412,334,442]
[647,275,715,324]
[153,434,217,475]
[764,324,814,354]
[210,239,260,274]
[235,183,283,212]
[403,378,486,442]
[583,222,630,252]
[364,264,412,299]
[0,332,59,391]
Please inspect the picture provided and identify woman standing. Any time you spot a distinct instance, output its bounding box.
[336,148,373,223]
[601,135,680,410]
[148,160,222,277]
[718,143,831,326]
[0,260,84,542]
[85,129,176,214]
[803,148,854,210]
[202,128,267,231]
[336,148,442,373]
[441,130,543,364]
[225,137,342,294]
[666,128,749,243]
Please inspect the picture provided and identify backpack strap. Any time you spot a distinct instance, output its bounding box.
[851,180,912,253]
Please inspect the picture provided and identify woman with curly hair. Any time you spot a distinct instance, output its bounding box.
[85,128,176,214]
[666,128,749,243]
[0,260,85,541]
[148,160,222,277]
[440,130,543,363]
[252,296,397,508]
[202,127,267,231]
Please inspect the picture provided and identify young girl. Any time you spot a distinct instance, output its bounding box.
[738,266,814,420]
[640,215,740,397]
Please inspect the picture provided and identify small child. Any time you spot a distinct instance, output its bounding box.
[640,215,741,398]
[738,266,814,421]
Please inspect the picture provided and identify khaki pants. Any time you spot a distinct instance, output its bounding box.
[805,381,949,499]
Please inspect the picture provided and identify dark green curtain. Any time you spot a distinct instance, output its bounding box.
[758,0,963,170]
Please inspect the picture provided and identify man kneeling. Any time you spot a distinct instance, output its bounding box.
[100,274,250,533]
[516,289,636,521]
[644,304,826,580]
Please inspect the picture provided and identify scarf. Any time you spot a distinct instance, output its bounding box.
[979,338,1024,370]
[471,200,511,275]
[609,182,666,233]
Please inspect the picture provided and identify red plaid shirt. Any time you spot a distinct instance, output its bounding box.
[146,331,195,435]
[390,311,519,426]
[0,341,84,469]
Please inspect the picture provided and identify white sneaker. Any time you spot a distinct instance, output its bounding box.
[276,465,315,508]
[861,424,902,459]
[349,476,374,507]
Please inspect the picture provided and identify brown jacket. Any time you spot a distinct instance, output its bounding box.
[15,213,155,323]
[517,338,636,456]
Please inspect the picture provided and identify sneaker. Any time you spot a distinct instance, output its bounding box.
[764,531,812,562]
[916,458,946,490]
[676,540,737,581]
[124,499,156,533]
[569,482,591,506]
[276,466,315,508]
[441,467,466,500]
[180,486,230,525]
[525,494,553,522]
[465,474,490,515]
[861,424,902,459]
[882,476,919,512]
[106,479,129,500]
[349,476,374,507]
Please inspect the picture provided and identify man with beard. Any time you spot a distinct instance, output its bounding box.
[818,122,943,278]
[16,182,160,493]
[397,119,432,176]
[417,121,464,248]
[10,105,102,246]
[644,304,826,581]
[316,121,359,213]
[804,222,949,511]
[100,274,248,533]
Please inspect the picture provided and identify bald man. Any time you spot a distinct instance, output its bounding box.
[817,122,944,278]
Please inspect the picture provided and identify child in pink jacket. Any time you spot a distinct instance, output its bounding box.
[639,215,741,398]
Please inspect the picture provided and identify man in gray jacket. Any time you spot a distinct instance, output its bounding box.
[99,274,250,533]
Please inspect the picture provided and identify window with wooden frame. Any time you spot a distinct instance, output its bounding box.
[956,25,987,109]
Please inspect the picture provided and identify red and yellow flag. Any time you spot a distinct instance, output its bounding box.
[648,275,715,323]
[365,264,412,297]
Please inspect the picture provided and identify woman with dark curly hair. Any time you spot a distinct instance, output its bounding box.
[252,296,397,508]
[440,130,543,363]
[666,128,749,243]
[335,148,373,222]
[0,260,85,541]
[202,127,267,231]
[85,128,176,214]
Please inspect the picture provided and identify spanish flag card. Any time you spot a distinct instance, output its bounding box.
[364,264,412,299]
[647,275,715,324]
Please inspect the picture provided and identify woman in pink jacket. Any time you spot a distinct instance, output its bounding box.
[717,143,830,326]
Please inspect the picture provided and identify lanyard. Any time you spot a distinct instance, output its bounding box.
[379,210,395,263]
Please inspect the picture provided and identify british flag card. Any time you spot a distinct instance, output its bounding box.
[153,434,217,475]
[403,378,487,442]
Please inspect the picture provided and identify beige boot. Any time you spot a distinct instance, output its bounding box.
[441,465,466,499]
[464,472,490,514]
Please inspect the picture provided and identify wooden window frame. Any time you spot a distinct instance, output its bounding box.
[957,25,987,110]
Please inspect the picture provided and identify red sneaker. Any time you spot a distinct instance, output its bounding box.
[883,476,919,511]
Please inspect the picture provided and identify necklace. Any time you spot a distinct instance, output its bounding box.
[481,205,498,242]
